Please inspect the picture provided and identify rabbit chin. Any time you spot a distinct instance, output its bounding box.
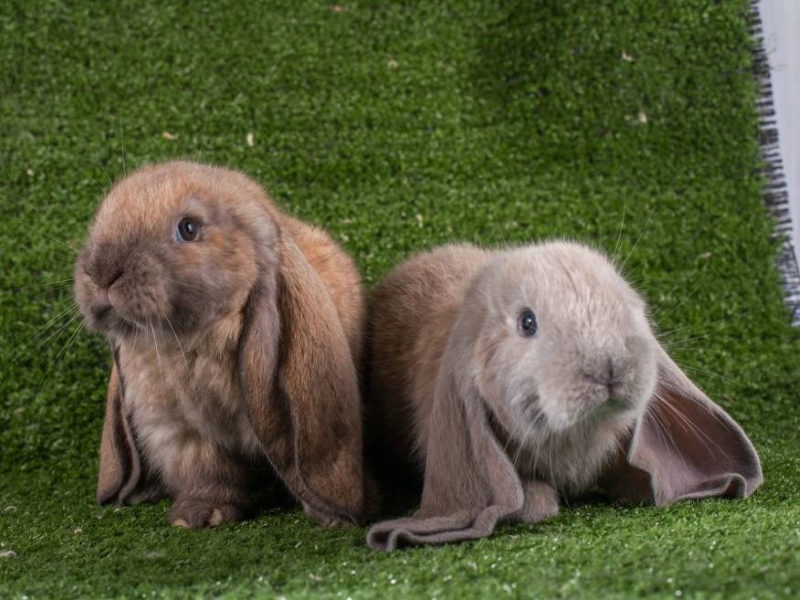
[512,401,641,495]
[542,394,640,433]
[86,302,164,341]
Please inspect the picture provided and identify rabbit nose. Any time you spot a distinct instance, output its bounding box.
[584,354,628,397]
[91,267,122,318]
[604,360,624,395]
[606,357,616,382]
[608,355,630,385]
[101,267,124,290]
[87,243,128,288]
[586,355,620,384]
[87,266,123,290]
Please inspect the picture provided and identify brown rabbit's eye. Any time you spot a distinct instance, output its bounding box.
[518,309,537,337]
[176,218,199,242]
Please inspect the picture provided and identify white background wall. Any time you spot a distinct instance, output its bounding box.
[759,0,800,263]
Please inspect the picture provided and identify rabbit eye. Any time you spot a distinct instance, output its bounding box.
[176,218,199,242]
[517,309,537,337]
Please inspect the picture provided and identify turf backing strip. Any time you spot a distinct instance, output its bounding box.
[751,0,800,322]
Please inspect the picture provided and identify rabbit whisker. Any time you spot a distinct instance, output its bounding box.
[525,412,548,482]
[34,303,81,341]
[120,124,127,177]
[645,402,697,484]
[54,315,85,365]
[502,420,522,465]
[29,314,85,396]
[12,304,82,367]
[618,210,653,276]
[656,309,743,343]
[1,278,74,294]
[130,314,141,349]
[659,333,718,350]
[196,110,212,161]
[675,363,736,384]
[648,273,711,323]
[168,277,215,294]
[546,428,560,492]
[652,392,733,464]
[505,409,533,471]
[612,194,628,265]
[162,310,189,370]
[96,158,114,189]
[149,317,163,374]
[43,234,79,255]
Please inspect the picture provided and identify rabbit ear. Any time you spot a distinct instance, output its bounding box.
[97,355,161,505]
[605,346,763,506]
[367,337,524,551]
[97,360,139,504]
[239,235,366,525]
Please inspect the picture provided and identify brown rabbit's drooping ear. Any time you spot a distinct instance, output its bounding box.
[603,347,763,506]
[97,358,162,505]
[97,361,138,504]
[367,333,525,551]
[239,235,366,525]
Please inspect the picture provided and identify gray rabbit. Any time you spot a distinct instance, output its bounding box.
[365,242,762,551]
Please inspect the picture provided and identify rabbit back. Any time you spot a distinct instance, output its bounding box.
[366,244,491,464]
[281,215,364,364]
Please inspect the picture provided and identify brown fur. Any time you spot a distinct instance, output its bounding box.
[365,242,762,550]
[75,161,369,528]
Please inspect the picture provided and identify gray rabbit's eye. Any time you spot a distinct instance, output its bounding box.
[517,309,537,337]
[176,217,199,242]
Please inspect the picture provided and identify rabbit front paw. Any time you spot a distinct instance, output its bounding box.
[170,496,245,529]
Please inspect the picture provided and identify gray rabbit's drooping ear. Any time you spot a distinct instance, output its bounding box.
[97,359,163,505]
[239,235,367,525]
[368,317,545,551]
[601,346,763,506]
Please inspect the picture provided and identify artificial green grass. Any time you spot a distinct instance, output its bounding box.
[1,0,799,598]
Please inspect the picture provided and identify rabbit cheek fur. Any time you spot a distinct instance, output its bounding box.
[75,161,368,529]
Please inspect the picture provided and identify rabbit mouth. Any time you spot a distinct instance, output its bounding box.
[591,396,630,417]
[543,393,637,434]
[84,295,122,333]
[87,294,163,338]
[95,310,145,337]
[580,393,643,429]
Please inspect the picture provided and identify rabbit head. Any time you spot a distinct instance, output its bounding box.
[75,161,274,340]
[460,243,659,491]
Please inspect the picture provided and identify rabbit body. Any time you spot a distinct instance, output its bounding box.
[75,161,367,528]
[368,242,655,495]
[367,244,489,466]
[366,241,761,550]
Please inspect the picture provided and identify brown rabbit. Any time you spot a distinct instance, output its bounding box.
[365,242,762,551]
[74,161,370,528]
